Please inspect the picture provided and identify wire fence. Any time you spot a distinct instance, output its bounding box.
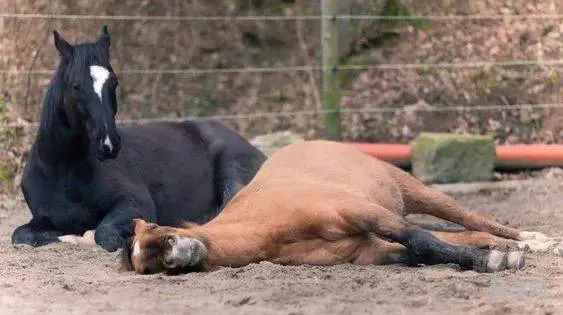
[1,10,562,128]
[2,13,563,21]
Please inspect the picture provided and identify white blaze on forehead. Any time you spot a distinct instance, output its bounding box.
[89,65,110,102]
[132,241,142,258]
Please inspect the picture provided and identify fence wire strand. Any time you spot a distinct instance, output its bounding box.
[2,59,562,75]
[6,103,563,128]
[1,13,563,21]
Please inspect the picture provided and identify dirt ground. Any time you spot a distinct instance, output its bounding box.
[0,176,562,315]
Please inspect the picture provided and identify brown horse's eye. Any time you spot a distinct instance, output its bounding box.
[147,223,158,230]
[165,235,175,247]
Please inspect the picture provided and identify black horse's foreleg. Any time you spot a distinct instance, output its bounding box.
[11,217,65,247]
[95,198,156,252]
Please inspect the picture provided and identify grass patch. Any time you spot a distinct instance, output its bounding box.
[0,163,17,191]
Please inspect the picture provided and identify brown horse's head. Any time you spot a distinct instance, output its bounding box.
[121,219,207,274]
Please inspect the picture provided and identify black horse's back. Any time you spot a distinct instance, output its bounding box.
[115,120,266,227]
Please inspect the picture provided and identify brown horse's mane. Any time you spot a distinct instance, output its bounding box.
[182,221,201,229]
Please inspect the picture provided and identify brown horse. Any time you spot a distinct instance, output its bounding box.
[123,140,546,275]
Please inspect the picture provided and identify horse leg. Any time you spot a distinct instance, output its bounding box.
[429,230,517,249]
[95,198,156,252]
[390,167,522,240]
[11,216,65,247]
[339,203,523,272]
[389,169,563,256]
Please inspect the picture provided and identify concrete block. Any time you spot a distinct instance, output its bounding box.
[411,132,495,184]
[250,131,303,157]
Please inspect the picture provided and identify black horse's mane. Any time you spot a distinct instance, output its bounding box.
[39,62,66,134]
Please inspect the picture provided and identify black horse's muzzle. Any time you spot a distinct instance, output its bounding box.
[95,131,121,160]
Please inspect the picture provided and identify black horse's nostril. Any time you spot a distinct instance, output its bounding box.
[100,141,112,155]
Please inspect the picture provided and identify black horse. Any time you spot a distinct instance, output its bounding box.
[11,26,266,252]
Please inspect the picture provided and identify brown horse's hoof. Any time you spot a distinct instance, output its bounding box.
[486,250,507,272]
[506,251,525,269]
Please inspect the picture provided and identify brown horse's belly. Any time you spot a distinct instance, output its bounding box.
[271,234,403,266]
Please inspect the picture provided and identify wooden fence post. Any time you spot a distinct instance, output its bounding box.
[321,0,342,140]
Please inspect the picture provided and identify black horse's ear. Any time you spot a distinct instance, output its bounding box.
[98,25,110,50]
[53,30,73,58]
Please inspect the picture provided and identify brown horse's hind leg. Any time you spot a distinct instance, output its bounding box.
[389,167,522,240]
[429,231,517,249]
[339,202,523,272]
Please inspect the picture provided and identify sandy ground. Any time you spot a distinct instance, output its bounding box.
[0,177,562,315]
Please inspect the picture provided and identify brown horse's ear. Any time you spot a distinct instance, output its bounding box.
[132,218,147,235]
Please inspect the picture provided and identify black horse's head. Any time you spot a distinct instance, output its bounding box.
[53,26,121,160]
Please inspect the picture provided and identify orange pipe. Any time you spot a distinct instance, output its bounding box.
[346,143,411,160]
[344,143,412,167]
[495,144,563,168]
[344,143,563,169]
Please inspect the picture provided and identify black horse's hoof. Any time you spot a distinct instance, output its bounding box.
[94,228,126,252]
[11,225,58,247]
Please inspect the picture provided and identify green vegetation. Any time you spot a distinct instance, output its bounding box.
[0,163,16,191]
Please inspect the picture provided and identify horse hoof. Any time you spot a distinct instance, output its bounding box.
[486,250,507,272]
[506,251,525,269]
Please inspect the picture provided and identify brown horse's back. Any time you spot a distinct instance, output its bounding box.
[223,140,405,217]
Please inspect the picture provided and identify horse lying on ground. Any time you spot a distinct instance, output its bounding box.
[11,26,266,251]
[124,140,558,274]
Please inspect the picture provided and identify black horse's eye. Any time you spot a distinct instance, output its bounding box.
[147,223,158,230]
[73,83,80,91]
